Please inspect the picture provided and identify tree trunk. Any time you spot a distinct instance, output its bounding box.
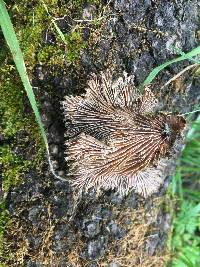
[3,1,199,266]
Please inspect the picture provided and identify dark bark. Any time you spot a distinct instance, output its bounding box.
[5,1,200,266]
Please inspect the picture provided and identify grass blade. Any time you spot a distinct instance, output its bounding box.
[0,0,64,180]
[143,46,200,86]
[40,0,68,44]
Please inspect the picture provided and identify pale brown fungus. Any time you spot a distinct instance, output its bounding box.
[63,71,186,197]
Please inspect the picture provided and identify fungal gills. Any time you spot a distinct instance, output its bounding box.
[63,72,186,197]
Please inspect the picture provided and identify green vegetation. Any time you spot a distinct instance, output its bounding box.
[0,0,94,264]
[167,115,200,267]
[0,201,11,264]
[0,66,26,138]
[0,43,44,267]
[0,145,29,192]
[0,44,44,190]
[142,40,200,267]
[143,46,200,87]
[0,0,200,266]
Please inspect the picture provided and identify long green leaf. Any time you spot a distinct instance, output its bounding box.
[143,46,200,86]
[0,0,64,180]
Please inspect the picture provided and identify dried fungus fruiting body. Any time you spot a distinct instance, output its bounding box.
[63,72,186,197]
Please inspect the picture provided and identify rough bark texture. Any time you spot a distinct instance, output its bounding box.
[2,1,200,266]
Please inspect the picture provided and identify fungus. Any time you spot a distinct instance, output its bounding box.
[63,71,186,197]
